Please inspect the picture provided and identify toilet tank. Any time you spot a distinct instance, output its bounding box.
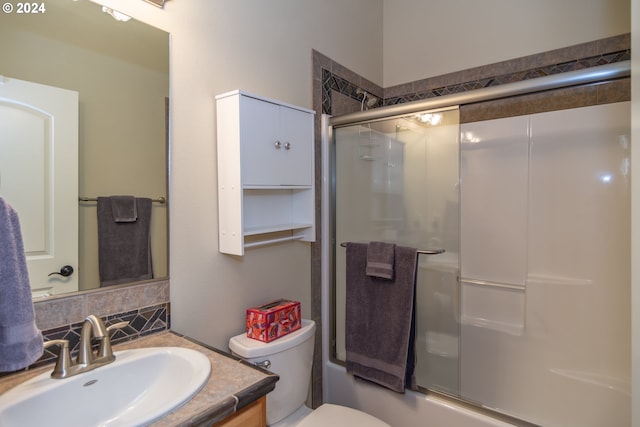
[229,319,316,425]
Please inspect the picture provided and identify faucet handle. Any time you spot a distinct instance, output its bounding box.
[106,321,130,334]
[98,321,130,360]
[43,339,71,379]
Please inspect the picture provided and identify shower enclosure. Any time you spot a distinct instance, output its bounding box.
[327,64,631,427]
[333,108,461,396]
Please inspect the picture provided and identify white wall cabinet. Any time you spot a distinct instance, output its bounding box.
[216,90,315,255]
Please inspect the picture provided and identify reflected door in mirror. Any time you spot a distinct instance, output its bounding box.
[0,77,79,295]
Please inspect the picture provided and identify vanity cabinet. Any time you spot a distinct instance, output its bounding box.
[212,396,266,427]
[216,90,315,255]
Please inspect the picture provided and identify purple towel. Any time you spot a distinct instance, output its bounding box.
[345,242,418,392]
[0,197,44,372]
[110,195,138,223]
[98,197,153,287]
[366,241,395,279]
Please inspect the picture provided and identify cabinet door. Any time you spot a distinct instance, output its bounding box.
[240,96,313,186]
[212,396,266,427]
[240,96,281,186]
[278,106,313,186]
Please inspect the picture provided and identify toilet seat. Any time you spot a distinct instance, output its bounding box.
[296,404,390,427]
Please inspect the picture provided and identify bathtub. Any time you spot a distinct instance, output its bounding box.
[323,361,516,427]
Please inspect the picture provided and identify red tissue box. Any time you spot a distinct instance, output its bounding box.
[246,299,301,342]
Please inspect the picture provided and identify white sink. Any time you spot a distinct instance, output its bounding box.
[0,346,211,427]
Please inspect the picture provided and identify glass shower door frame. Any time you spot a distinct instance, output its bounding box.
[329,106,462,398]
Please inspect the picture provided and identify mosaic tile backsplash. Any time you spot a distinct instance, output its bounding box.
[38,304,169,368]
[23,279,170,371]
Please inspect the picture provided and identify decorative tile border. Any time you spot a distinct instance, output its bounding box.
[319,34,630,116]
[384,49,630,106]
[36,303,170,368]
[0,279,171,375]
[33,279,169,330]
[321,69,383,114]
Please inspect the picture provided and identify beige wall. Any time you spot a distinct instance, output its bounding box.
[93,0,384,349]
[383,0,630,87]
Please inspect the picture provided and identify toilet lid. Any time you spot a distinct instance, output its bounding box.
[296,404,390,427]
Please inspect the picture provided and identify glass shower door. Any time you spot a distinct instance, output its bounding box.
[332,107,460,395]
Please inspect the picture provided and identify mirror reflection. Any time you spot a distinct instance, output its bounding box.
[0,1,169,296]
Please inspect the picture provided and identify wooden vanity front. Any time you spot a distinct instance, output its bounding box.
[213,396,266,427]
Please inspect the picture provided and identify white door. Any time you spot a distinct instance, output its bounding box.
[0,76,79,296]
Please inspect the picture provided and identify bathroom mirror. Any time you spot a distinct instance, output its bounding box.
[0,1,169,295]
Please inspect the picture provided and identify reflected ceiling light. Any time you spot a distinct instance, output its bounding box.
[102,6,132,22]
[415,113,442,126]
[599,173,613,184]
[461,131,480,144]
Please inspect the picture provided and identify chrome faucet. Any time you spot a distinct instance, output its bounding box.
[43,315,129,379]
[77,314,108,366]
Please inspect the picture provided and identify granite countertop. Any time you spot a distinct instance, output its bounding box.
[0,331,279,426]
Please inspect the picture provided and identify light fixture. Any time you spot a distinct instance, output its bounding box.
[102,6,132,22]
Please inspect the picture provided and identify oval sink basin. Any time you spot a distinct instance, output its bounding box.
[0,346,211,426]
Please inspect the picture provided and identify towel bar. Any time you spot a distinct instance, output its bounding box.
[339,242,444,255]
[79,196,166,204]
[245,235,305,249]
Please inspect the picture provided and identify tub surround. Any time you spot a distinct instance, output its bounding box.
[310,32,630,409]
[0,331,278,426]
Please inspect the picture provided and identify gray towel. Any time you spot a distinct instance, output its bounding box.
[345,242,418,392]
[98,197,153,287]
[110,195,138,222]
[0,197,44,372]
[366,241,395,279]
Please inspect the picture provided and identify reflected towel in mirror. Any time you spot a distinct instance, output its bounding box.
[98,197,153,287]
[110,195,138,222]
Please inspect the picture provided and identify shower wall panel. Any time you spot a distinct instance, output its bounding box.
[459,101,631,427]
[460,116,529,286]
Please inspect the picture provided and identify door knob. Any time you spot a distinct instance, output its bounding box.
[48,265,74,277]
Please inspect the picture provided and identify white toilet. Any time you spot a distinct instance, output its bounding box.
[229,319,390,427]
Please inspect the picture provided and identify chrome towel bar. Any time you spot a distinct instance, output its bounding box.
[340,242,444,255]
[79,196,166,204]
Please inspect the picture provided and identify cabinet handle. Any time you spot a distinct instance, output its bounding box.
[274,140,282,149]
[284,142,291,150]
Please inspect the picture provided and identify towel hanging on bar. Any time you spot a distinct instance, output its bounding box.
[340,242,444,256]
[80,196,166,204]
[345,242,419,392]
[97,197,153,287]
